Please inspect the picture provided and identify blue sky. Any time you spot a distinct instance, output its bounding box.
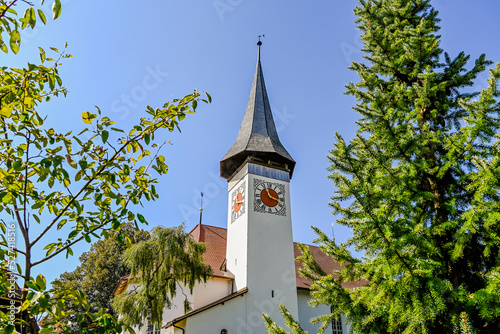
[3,0,500,285]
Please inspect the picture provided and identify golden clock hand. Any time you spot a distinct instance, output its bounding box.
[265,188,278,201]
[267,193,283,204]
[274,198,283,204]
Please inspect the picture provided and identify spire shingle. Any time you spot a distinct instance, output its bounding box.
[220,43,295,180]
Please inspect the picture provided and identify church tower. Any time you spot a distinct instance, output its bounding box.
[220,41,299,332]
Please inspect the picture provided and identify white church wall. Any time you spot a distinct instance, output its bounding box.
[226,176,249,290]
[160,282,195,325]
[225,167,300,332]
[184,293,248,334]
[192,277,233,309]
[297,289,351,334]
[124,279,234,334]
[123,282,195,334]
[244,172,299,326]
[297,289,331,333]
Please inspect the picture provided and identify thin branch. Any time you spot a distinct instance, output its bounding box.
[0,242,26,255]
[144,141,167,173]
[23,132,30,230]
[31,224,102,267]
[343,148,414,275]
[30,135,141,247]
[32,181,137,267]
[0,0,17,19]
[30,112,182,248]
[12,201,26,235]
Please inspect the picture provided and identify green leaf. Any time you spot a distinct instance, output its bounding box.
[29,7,36,28]
[82,111,94,124]
[3,325,14,334]
[206,92,212,103]
[32,202,44,210]
[52,0,62,19]
[68,230,78,239]
[38,9,47,24]
[25,280,40,291]
[39,46,46,62]
[13,160,23,170]
[39,327,53,334]
[0,42,8,54]
[112,219,120,230]
[102,130,109,144]
[66,246,73,258]
[78,160,88,170]
[35,274,47,291]
[45,245,55,256]
[9,30,20,54]
[1,105,13,117]
[48,73,55,90]
[57,219,67,230]
[137,213,146,224]
[56,74,62,86]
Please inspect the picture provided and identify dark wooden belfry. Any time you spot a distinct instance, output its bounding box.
[220,41,296,180]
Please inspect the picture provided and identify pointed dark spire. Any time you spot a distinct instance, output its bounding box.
[220,41,295,180]
[199,192,204,226]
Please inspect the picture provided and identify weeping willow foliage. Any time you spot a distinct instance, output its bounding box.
[266,0,500,333]
[112,225,212,329]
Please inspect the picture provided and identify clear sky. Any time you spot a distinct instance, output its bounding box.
[3,0,500,285]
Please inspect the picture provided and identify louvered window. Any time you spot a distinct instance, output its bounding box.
[330,306,343,334]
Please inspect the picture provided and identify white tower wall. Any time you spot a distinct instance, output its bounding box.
[226,163,298,332]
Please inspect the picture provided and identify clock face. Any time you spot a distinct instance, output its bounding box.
[253,179,286,216]
[231,182,246,223]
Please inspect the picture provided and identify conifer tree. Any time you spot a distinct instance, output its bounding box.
[267,0,500,333]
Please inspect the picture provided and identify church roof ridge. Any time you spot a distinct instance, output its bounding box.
[112,223,368,297]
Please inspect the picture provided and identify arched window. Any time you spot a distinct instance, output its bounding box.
[221,329,228,334]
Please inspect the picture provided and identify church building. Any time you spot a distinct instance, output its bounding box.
[114,41,364,334]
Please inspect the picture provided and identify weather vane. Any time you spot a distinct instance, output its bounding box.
[257,34,265,45]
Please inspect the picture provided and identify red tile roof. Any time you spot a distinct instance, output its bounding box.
[113,274,130,296]
[188,224,233,279]
[294,243,369,290]
[192,224,366,290]
[113,224,367,296]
